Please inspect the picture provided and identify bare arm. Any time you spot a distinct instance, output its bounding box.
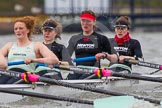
[0,51,7,69]
[0,42,13,69]
[119,55,135,63]
[31,42,59,65]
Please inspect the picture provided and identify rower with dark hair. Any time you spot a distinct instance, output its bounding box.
[36,18,73,79]
[96,16,144,72]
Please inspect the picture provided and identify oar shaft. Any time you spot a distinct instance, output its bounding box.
[133,95,161,105]
[38,77,126,96]
[54,65,94,74]
[8,60,96,75]
[56,65,162,83]
[6,64,162,83]
[125,59,162,70]
[111,72,162,83]
[0,88,93,105]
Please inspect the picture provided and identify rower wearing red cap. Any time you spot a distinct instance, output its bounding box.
[67,10,117,79]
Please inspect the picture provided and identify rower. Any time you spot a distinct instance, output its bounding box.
[0,16,59,84]
[67,10,117,79]
[35,18,73,80]
[95,16,144,73]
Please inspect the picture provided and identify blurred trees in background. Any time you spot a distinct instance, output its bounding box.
[0,0,44,16]
[0,0,162,16]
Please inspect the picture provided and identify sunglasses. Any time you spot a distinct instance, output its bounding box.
[81,19,93,23]
[114,25,128,30]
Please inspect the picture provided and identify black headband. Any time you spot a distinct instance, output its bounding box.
[114,21,129,28]
[42,22,56,30]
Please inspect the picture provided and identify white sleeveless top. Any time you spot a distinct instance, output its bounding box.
[8,42,36,72]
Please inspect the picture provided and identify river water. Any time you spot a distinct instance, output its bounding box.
[0,32,162,108]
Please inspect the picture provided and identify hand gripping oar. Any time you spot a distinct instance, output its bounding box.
[0,69,161,105]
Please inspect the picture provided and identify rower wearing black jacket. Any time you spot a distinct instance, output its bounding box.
[37,18,73,80]
[67,10,118,79]
[96,16,143,73]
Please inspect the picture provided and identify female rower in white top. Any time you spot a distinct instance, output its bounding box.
[0,16,59,84]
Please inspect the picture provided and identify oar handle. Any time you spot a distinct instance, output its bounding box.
[21,73,39,82]
[37,64,111,77]
[36,63,48,67]
[94,69,112,78]
[8,56,96,66]
[73,56,96,62]
[8,61,25,66]
[8,61,50,67]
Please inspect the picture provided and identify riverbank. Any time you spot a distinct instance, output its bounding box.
[0,22,14,35]
[1,22,162,35]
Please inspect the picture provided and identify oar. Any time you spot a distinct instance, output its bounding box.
[0,87,92,105]
[37,64,95,74]
[0,88,142,108]
[124,59,162,75]
[149,69,161,75]
[124,59,162,70]
[8,61,162,82]
[74,57,162,74]
[52,65,162,83]
[7,61,61,83]
[0,69,161,105]
[37,64,162,83]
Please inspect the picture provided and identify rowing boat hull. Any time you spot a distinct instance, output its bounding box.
[0,76,162,104]
[0,77,126,104]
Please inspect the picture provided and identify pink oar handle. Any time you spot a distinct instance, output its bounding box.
[94,69,112,77]
[102,69,113,77]
[160,66,162,70]
[21,73,39,82]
